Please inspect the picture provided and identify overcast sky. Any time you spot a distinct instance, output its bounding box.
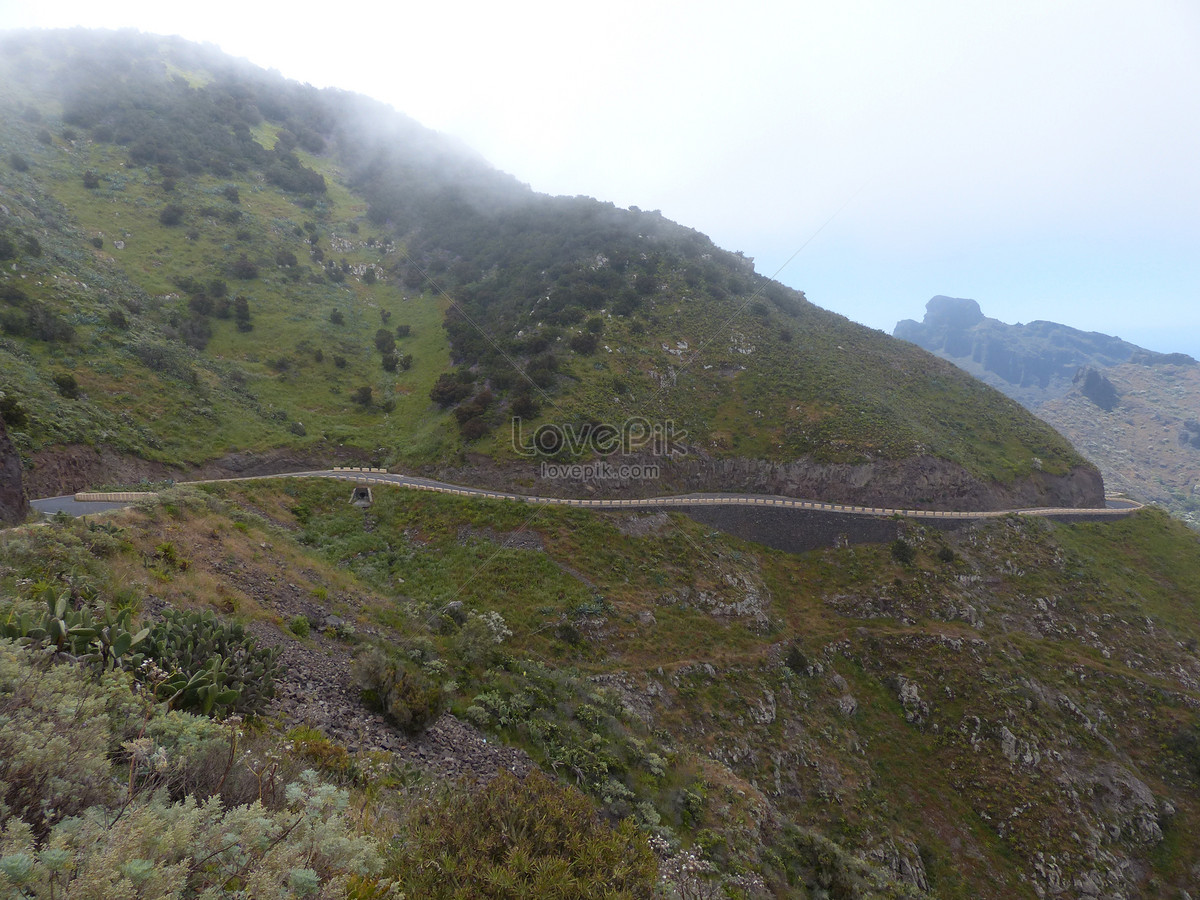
[3,0,1199,355]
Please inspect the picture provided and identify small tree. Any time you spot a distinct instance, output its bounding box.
[374,328,395,355]
[234,296,252,332]
[351,385,373,406]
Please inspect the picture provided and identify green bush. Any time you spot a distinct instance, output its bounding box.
[352,648,444,735]
[159,203,186,226]
[890,539,916,566]
[288,615,311,638]
[387,769,657,899]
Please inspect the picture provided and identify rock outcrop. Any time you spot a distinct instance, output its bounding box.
[0,414,29,525]
[1074,366,1119,411]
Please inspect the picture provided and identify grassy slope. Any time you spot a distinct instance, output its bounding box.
[9,481,1199,896]
[1,78,457,468]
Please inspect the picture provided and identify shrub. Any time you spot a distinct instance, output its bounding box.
[8,153,30,173]
[52,372,80,399]
[351,386,373,407]
[0,642,128,830]
[82,169,100,188]
[394,324,410,338]
[785,642,809,674]
[288,615,311,638]
[387,769,657,898]
[91,236,105,249]
[234,296,252,332]
[329,309,344,326]
[159,203,186,226]
[231,255,258,280]
[570,332,598,354]
[352,648,444,735]
[430,373,472,407]
[0,769,383,898]
[890,539,916,566]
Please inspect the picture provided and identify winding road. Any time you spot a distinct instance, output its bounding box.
[31,467,1144,521]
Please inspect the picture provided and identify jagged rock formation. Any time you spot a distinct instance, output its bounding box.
[894,296,1170,406]
[0,414,29,525]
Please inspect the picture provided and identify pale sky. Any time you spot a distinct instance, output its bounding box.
[3,0,1199,355]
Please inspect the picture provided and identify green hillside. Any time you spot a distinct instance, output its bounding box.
[4,482,1200,896]
[0,29,1089,501]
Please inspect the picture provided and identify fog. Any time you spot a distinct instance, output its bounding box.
[4,0,1198,354]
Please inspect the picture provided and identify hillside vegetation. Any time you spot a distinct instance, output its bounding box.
[4,482,1200,896]
[0,29,1090,503]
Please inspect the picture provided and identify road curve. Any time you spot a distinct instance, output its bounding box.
[44,467,1144,522]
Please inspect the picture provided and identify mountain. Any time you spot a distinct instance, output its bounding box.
[896,297,1200,525]
[0,29,1099,510]
[8,28,1200,900]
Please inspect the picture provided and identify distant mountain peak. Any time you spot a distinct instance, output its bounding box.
[893,296,1182,404]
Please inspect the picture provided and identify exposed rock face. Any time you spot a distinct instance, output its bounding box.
[894,295,1177,407]
[1074,366,1119,411]
[660,453,1105,511]
[0,414,29,525]
[436,452,1105,511]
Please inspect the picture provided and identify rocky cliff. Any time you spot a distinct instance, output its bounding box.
[0,414,29,525]
[894,296,1156,406]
